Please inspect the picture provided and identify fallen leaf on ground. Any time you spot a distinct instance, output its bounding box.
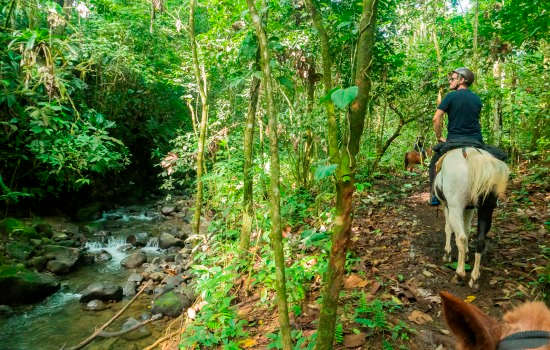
[408,310,433,325]
[344,274,368,289]
[239,338,257,348]
[343,333,366,348]
[464,295,476,303]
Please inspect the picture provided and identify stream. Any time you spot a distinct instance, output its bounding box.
[0,200,192,350]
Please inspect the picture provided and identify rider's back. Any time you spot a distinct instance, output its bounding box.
[438,89,483,142]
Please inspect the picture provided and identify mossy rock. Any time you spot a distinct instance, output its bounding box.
[75,202,103,222]
[0,218,38,239]
[0,265,60,305]
[6,241,34,261]
[151,290,193,317]
[32,222,54,238]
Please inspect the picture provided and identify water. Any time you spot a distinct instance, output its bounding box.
[0,206,179,350]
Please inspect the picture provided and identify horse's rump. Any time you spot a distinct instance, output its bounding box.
[436,147,509,205]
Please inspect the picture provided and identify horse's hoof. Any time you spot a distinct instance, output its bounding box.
[443,253,452,263]
[468,279,479,290]
[451,274,466,285]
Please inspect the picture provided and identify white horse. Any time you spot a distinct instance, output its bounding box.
[434,147,509,288]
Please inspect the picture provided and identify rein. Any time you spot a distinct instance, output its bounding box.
[498,330,550,350]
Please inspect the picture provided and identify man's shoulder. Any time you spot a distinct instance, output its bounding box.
[445,90,459,98]
[463,89,482,102]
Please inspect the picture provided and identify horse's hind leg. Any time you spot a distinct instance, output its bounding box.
[463,209,474,259]
[469,194,497,289]
[443,207,453,262]
[448,206,468,280]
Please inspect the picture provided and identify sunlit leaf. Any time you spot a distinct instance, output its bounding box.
[331,86,358,109]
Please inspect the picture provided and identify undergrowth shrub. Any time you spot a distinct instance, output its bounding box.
[180,262,247,349]
[354,292,414,350]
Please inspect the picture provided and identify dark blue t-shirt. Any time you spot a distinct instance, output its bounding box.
[438,89,483,142]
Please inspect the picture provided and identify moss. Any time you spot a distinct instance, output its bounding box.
[0,265,37,282]
[154,291,180,308]
[0,218,38,239]
[0,218,25,236]
[6,241,33,260]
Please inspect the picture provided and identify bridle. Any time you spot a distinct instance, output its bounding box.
[498,331,550,350]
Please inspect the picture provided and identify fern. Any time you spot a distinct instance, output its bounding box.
[335,323,344,344]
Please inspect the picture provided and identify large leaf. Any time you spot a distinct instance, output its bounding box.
[331,86,358,109]
[319,87,339,104]
[277,76,294,91]
[315,164,337,180]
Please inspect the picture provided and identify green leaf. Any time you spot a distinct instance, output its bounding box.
[26,32,37,51]
[252,71,263,79]
[277,76,294,91]
[319,87,339,104]
[445,262,472,271]
[331,86,358,109]
[314,164,337,180]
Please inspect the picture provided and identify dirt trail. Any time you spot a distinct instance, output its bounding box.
[238,168,548,349]
[349,172,548,349]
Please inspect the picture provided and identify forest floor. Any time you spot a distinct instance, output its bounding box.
[235,161,549,350]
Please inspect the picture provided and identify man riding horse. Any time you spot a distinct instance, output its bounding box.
[429,67,506,206]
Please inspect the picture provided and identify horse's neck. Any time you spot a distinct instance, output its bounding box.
[501,302,550,339]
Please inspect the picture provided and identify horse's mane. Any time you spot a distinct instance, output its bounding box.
[442,291,550,350]
[464,148,509,204]
[501,301,550,340]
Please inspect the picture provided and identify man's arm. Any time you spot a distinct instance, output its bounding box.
[433,109,446,142]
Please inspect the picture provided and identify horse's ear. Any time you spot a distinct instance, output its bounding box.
[440,291,501,350]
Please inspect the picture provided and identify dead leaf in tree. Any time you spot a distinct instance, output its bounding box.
[408,310,433,325]
[344,274,368,289]
[343,333,366,348]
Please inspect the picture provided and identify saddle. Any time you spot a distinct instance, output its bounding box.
[434,138,507,175]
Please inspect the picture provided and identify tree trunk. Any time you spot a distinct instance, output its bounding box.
[246,1,292,348]
[190,0,209,235]
[472,0,479,75]
[432,29,444,105]
[186,99,198,138]
[305,0,378,348]
[240,74,261,259]
[492,58,503,147]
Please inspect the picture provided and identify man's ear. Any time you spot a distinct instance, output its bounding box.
[440,291,501,350]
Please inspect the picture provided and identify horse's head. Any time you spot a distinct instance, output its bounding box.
[441,291,550,350]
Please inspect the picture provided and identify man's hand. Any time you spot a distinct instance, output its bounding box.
[438,137,446,143]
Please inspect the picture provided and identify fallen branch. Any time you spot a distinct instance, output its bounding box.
[62,280,152,350]
[143,328,181,350]
[97,314,161,338]
[143,297,202,350]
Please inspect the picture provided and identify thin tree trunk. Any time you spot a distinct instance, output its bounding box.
[472,0,479,75]
[492,58,503,147]
[246,1,292,348]
[186,99,198,138]
[432,29,444,105]
[150,3,155,34]
[240,74,261,258]
[190,0,209,235]
[305,0,378,348]
[304,0,339,169]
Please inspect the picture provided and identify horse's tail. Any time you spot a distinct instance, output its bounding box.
[466,148,510,203]
[404,152,409,169]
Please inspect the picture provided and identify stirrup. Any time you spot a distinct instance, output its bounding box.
[429,196,441,206]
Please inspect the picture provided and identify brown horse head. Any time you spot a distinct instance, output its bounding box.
[441,291,550,350]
